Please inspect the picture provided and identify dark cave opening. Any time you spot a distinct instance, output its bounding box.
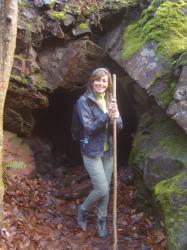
[32,77,138,173]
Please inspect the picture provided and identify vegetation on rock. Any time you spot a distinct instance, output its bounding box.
[149,73,177,108]
[79,22,89,30]
[103,0,139,11]
[155,173,187,250]
[130,108,187,168]
[130,107,187,248]
[47,10,65,21]
[123,0,187,60]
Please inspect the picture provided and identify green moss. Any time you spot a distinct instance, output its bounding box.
[32,73,49,91]
[129,131,150,164]
[155,174,187,204]
[48,10,65,21]
[157,89,173,107]
[11,71,49,91]
[130,109,187,168]
[155,80,176,108]
[10,75,30,85]
[149,70,177,108]
[123,0,187,60]
[159,133,187,167]
[155,174,187,249]
[79,23,89,30]
[103,0,139,10]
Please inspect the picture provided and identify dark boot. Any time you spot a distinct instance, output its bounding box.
[97,216,107,239]
[77,205,88,231]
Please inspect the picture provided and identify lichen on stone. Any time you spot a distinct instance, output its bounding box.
[79,22,89,30]
[154,173,187,250]
[48,10,65,21]
[130,107,187,168]
[32,73,49,91]
[10,75,30,85]
[123,0,187,60]
[149,73,177,108]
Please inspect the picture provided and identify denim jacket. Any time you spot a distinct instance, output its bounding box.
[76,91,123,157]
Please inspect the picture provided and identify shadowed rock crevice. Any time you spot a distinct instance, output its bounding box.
[32,88,83,171]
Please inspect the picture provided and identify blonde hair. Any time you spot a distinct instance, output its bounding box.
[85,68,113,105]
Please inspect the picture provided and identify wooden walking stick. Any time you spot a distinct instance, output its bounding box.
[112,74,118,250]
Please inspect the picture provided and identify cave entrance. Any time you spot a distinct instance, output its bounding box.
[32,74,139,174]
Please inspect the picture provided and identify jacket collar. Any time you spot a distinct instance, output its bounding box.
[85,91,97,103]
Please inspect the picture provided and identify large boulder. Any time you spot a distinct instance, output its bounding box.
[38,40,106,90]
[4,79,49,136]
[100,0,187,134]
[130,107,187,190]
[130,106,187,249]
[167,65,187,133]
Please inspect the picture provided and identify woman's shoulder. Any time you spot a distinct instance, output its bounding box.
[76,95,90,109]
[77,95,87,104]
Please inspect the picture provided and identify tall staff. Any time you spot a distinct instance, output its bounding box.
[112,74,118,250]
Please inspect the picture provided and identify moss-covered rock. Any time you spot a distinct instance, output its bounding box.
[47,10,65,21]
[130,106,187,249]
[79,22,89,30]
[130,106,187,190]
[167,65,187,133]
[4,78,49,135]
[148,72,177,109]
[123,0,187,60]
[17,1,43,52]
[155,173,187,250]
[116,0,187,135]
[103,0,139,11]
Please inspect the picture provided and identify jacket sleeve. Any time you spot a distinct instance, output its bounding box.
[116,116,123,131]
[77,97,110,136]
[108,115,124,133]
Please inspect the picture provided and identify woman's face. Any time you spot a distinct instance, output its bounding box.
[92,74,108,94]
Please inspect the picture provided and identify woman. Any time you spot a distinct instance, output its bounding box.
[74,68,123,239]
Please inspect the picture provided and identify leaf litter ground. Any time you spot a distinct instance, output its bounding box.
[1,165,166,250]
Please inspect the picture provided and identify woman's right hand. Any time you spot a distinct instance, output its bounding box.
[108,98,120,119]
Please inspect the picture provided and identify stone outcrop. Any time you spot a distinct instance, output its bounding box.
[6,0,116,135]
[38,40,106,90]
[155,174,187,250]
[167,66,187,133]
[98,2,187,248]
[100,0,187,136]
[129,105,187,250]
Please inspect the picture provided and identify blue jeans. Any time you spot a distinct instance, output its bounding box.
[81,152,113,218]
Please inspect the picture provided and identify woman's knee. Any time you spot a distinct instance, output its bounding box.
[97,184,109,197]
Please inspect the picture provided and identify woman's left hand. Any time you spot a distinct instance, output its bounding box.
[108,98,120,119]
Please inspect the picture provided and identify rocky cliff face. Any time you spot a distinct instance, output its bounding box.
[4,1,187,249]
